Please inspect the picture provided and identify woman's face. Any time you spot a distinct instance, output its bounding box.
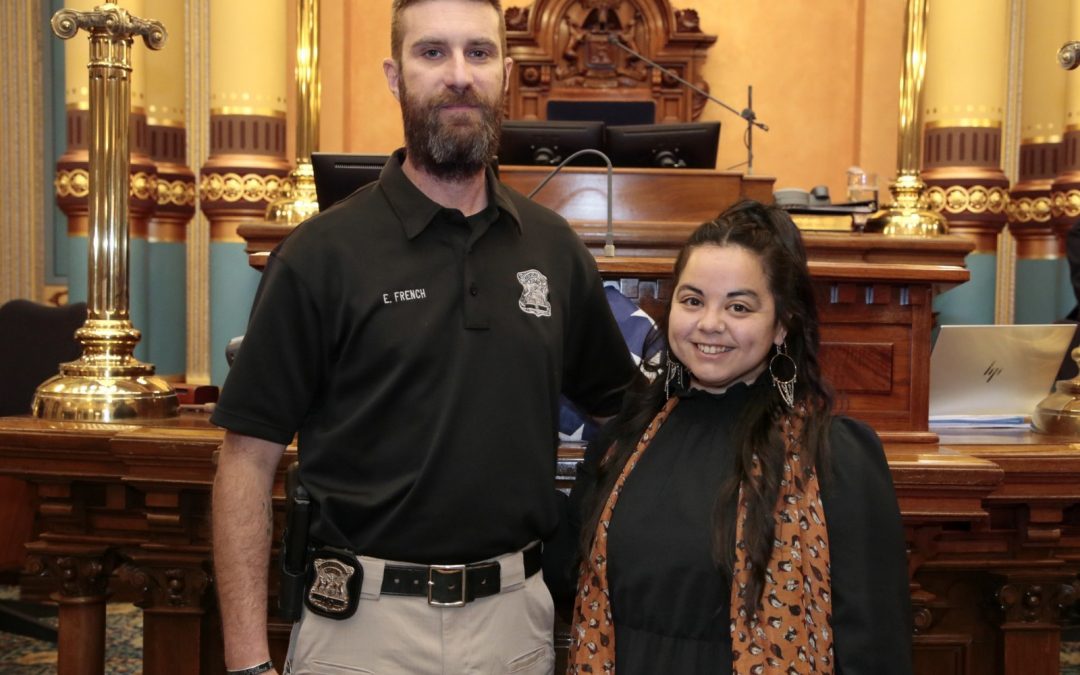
[667,243,786,394]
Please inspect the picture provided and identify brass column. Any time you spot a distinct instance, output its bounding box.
[37,3,178,421]
[266,0,321,225]
[865,0,947,236]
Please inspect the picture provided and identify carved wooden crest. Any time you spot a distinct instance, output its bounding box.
[505,0,717,122]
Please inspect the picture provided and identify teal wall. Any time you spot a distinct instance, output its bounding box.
[148,240,187,377]
[67,235,87,305]
[934,252,997,325]
[130,236,149,360]
[210,242,261,385]
[1014,258,1073,324]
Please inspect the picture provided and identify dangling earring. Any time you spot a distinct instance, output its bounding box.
[664,351,686,399]
[769,341,797,408]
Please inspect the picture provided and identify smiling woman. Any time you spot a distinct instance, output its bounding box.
[558,200,914,675]
[667,244,785,395]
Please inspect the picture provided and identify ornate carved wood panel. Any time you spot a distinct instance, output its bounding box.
[504,0,717,121]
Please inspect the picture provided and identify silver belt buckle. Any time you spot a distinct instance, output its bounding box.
[428,564,467,607]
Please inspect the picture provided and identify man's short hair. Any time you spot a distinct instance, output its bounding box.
[390,0,507,65]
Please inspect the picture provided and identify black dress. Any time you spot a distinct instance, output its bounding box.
[559,379,913,675]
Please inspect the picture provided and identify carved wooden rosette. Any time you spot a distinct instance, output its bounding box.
[25,543,116,601]
[120,559,212,611]
[994,580,1077,626]
[504,0,716,122]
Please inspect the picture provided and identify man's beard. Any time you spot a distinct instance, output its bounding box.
[400,79,503,182]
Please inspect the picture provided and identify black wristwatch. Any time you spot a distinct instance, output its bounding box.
[226,660,273,675]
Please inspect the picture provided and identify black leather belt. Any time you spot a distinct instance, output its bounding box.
[381,543,542,607]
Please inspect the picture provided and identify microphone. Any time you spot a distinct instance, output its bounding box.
[1060,42,1080,70]
[527,149,616,257]
[605,33,768,173]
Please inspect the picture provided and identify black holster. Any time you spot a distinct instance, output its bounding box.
[278,461,311,622]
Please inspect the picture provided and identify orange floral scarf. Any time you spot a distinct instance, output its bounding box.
[568,398,834,674]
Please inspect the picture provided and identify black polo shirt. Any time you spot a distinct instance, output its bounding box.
[212,150,636,564]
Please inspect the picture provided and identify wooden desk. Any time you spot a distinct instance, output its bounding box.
[0,415,1077,675]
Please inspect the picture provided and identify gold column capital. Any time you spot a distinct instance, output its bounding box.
[51,3,166,50]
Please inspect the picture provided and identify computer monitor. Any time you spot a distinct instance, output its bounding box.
[311,153,389,211]
[605,122,721,169]
[546,99,655,126]
[497,120,606,167]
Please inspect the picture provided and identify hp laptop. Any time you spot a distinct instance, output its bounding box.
[928,324,1077,420]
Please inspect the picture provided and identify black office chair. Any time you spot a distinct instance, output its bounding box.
[0,298,87,642]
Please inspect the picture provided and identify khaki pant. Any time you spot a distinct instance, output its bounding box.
[283,550,555,675]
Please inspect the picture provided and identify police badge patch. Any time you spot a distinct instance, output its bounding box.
[304,548,361,619]
[516,269,552,317]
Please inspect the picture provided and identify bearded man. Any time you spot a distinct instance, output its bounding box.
[209,1,636,673]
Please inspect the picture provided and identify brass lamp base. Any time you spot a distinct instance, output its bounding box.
[31,319,179,422]
[863,205,949,236]
[33,370,179,422]
[265,161,319,225]
[1032,348,1080,436]
[863,173,948,236]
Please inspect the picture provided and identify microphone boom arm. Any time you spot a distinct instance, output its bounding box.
[606,33,767,173]
[528,148,616,257]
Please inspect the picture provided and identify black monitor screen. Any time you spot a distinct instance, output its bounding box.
[311,153,389,211]
[547,100,655,126]
[497,120,606,167]
[605,122,721,169]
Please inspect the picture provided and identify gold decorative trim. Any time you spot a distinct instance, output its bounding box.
[57,173,161,202]
[199,172,284,203]
[1020,135,1063,145]
[924,185,1010,214]
[209,106,287,118]
[1006,196,1052,223]
[55,168,90,198]
[130,171,157,201]
[55,168,163,202]
[157,178,197,207]
[924,118,1002,130]
[1051,189,1080,219]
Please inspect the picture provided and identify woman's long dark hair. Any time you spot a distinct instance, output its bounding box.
[579,200,833,614]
